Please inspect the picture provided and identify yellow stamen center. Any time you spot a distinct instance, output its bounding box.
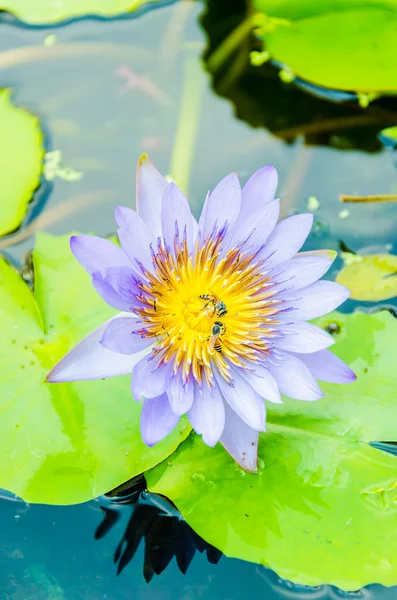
[135,232,282,386]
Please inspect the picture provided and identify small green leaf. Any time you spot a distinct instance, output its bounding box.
[0,233,189,505]
[147,311,397,590]
[254,0,397,92]
[336,252,397,301]
[1,0,158,24]
[0,89,44,236]
[379,126,397,147]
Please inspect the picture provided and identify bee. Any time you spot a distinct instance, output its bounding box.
[199,291,228,317]
[208,321,226,354]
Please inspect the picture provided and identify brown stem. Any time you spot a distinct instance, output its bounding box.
[340,194,397,203]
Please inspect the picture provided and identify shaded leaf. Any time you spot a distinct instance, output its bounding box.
[256,0,397,92]
[0,232,189,505]
[202,0,397,153]
[0,89,44,236]
[147,311,397,590]
[336,252,397,301]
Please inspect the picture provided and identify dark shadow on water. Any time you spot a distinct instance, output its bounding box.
[95,475,222,581]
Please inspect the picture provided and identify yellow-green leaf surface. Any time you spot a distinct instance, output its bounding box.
[0,233,189,505]
[254,0,397,92]
[1,0,157,24]
[379,126,397,147]
[0,89,44,236]
[336,252,397,301]
[147,311,397,590]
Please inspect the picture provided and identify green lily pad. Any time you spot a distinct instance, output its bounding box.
[1,0,157,24]
[379,125,397,147]
[147,311,397,590]
[336,252,397,301]
[202,0,397,153]
[0,232,189,505]
[0,89,44,237]
[255,0,397,92]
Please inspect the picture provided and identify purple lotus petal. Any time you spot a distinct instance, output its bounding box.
[140,393,180,447]
[297,349,357,384]
[282,281,350,320]
[70,235,131,275]
[136,153,168,238]
[131,356,170,402]
[161,182,198,253]
[240,364,282,404]
[298,249,337,260]
[258,213,314,265]
[240,164,278,219]
[228,199,280,252]
[166,372,194,416]
[214,367,266,431]
[199,173,241,238]
[47,158,356,472]
[275,321,335,354]
[115,206,156,273]
[272,255,333,291]
[269,352,324,401]
[92,266,139,312]
[46,314,147,383]
[220,402,259,473]
[188,380,225,447]
[100,317,152,355]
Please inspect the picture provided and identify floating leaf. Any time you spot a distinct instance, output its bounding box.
[337,252,397,301]
[147,311,397,590]
[0,233,189,505]
[202,0,397,153]
[255,0,397,92]
[0,89,44,237]
[379,126,397,148]
[1,0,158,24]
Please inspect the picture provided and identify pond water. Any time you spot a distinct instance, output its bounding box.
[1,1,397,598]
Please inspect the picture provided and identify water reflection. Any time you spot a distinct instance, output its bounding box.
[202,0,397,153]
[0,487,395,599]
[95,476,222,581]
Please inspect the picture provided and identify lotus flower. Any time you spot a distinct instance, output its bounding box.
[47,155,356,472]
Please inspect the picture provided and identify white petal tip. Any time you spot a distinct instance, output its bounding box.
[236,458,258,474]
[342,368,357,383]
[45,368,66,384]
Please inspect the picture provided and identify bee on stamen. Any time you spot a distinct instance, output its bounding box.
[208,321,226,354]
[199,291,228,317]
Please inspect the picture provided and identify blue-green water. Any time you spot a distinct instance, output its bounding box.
[2,484,397,600]
[1,1,397,597]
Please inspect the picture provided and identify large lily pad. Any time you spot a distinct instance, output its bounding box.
[0,232,189,505]
[336,252,397,301]
[1,0,157,24]
[255,0,397,92]
[147,311,397,590]
[0,89,44,237]
[202,0,397,153]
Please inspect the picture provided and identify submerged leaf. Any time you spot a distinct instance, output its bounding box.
[147,311,397,590]
[255,0,397,92]
[337,251,397,301]
[0,233,189,505]
[0,89,44,236]
[1,0,158,24]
